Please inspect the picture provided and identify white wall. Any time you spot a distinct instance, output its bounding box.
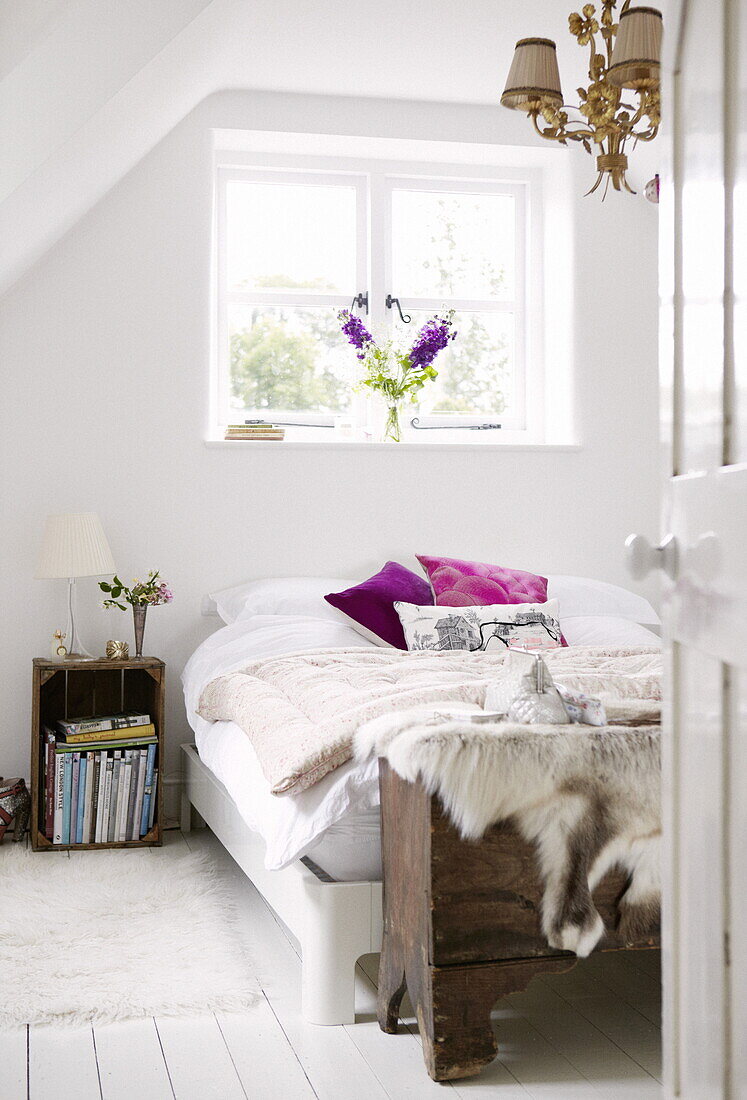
[0,91,660,818]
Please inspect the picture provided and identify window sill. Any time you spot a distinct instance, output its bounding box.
[204,439,581,453]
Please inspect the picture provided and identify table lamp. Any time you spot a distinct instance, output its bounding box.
[35,513,115,659]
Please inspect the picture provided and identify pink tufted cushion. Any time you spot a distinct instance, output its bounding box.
[417,554,549,608]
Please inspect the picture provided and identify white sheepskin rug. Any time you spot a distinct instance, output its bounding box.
[0,844,257,1027]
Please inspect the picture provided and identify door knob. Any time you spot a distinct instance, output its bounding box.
[625,533,678,581]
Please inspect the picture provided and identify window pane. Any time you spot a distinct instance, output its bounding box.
[391,189,515,300]
[394,310,515,418]
[228,303,356,416]
[227,180,357,293]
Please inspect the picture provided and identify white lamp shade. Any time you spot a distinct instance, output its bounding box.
[501,38,563,112]
[36,513,115,579]
[608,6,662,89]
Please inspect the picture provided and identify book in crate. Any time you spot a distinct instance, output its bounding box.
[41,711,159,846]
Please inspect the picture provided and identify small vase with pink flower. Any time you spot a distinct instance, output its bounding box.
[99,570,174,657]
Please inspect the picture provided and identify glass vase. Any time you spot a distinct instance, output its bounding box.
[132,605,147,658]
[383,402,403,443]
[371,395,405,443]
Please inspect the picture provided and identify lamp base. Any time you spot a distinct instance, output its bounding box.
[65,578,96,660]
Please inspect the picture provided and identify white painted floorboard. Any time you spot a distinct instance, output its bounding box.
[0,1026,27,1100]
[94,1018,174,1100]
[28,1024,101,1100]
[155,1014,246,1100]
[3,827,663,1099]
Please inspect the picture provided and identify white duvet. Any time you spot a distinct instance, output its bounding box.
[182,611,661,871]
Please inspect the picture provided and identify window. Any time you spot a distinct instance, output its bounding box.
[214,160,532,442]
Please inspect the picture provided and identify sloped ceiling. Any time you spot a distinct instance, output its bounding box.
[0,0,670,298]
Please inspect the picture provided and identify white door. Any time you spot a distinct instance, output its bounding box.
[630,0,747,1095]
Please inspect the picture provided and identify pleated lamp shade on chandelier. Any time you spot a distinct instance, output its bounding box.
[36,513,115,658]
[500,38,563,112]
[608,6,663,88]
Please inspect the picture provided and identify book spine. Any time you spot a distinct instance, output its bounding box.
[108,753,122,842]
[110,714,150,728]
[58,718,113,736]
[111,752,125,842]
[99,755,114,843]
[148,769,158,831]
[125,753,140,841]
[118,752,133,842]
[69,752,81,844]
[140,743,157,837]
[44,729,56,839]
[75,754,88,844]
[94,751,108,843]
[61,753,73,844]
[53,753,65,844]
[132,749,147,841]
[56,712,150,736]
[89,754,101,843]
[59,722,156,744]
[82,752,95,842]
[54,735,158,753]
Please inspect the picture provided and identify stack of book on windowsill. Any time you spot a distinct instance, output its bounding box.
[224,422,286,441]
[41,712,159,845]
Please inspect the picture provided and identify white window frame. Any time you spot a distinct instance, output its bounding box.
[213,153,538,443]
[215,165,368,428]
[381,175,527,433]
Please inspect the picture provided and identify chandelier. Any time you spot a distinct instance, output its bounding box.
[501,1,662,197]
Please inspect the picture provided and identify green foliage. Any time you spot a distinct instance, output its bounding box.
[421,197,507,299]
[430,317,508,415]
[231,310,347,412]
[358,342,442,405]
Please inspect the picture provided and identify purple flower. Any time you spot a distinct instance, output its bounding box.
[158,582,174,604]
[407,313,457,371]
[338,309,375,361]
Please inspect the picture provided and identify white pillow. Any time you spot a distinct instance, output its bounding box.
[395,600,563,653]
[546,575,659,625]
[210,576,354,625]
[561,616,661,647]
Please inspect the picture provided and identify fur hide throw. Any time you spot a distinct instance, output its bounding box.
[198,645,661,797]
[355,656,661,957]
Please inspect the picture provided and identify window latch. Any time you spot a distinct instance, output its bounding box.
[385,295,411,323]
[350,292,368,314]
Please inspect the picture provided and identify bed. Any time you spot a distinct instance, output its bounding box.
[180,574,661,1025]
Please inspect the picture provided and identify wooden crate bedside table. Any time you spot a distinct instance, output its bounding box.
[31,656,165,851]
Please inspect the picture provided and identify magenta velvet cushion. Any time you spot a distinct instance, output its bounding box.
[325,561,433,649]
[417,554,549,607]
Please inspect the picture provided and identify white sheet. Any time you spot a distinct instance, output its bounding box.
[183,616,381,870]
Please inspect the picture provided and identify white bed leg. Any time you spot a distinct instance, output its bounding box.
[180,787,205,832]
[180,788,192,833]
[300,879,374,1025]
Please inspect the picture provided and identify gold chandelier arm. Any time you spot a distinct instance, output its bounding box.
[627,93,651,129]
[631,124,659,143]
[530,109,596,145]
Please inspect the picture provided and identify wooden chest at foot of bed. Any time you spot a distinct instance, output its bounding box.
[376,759,659,1082]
